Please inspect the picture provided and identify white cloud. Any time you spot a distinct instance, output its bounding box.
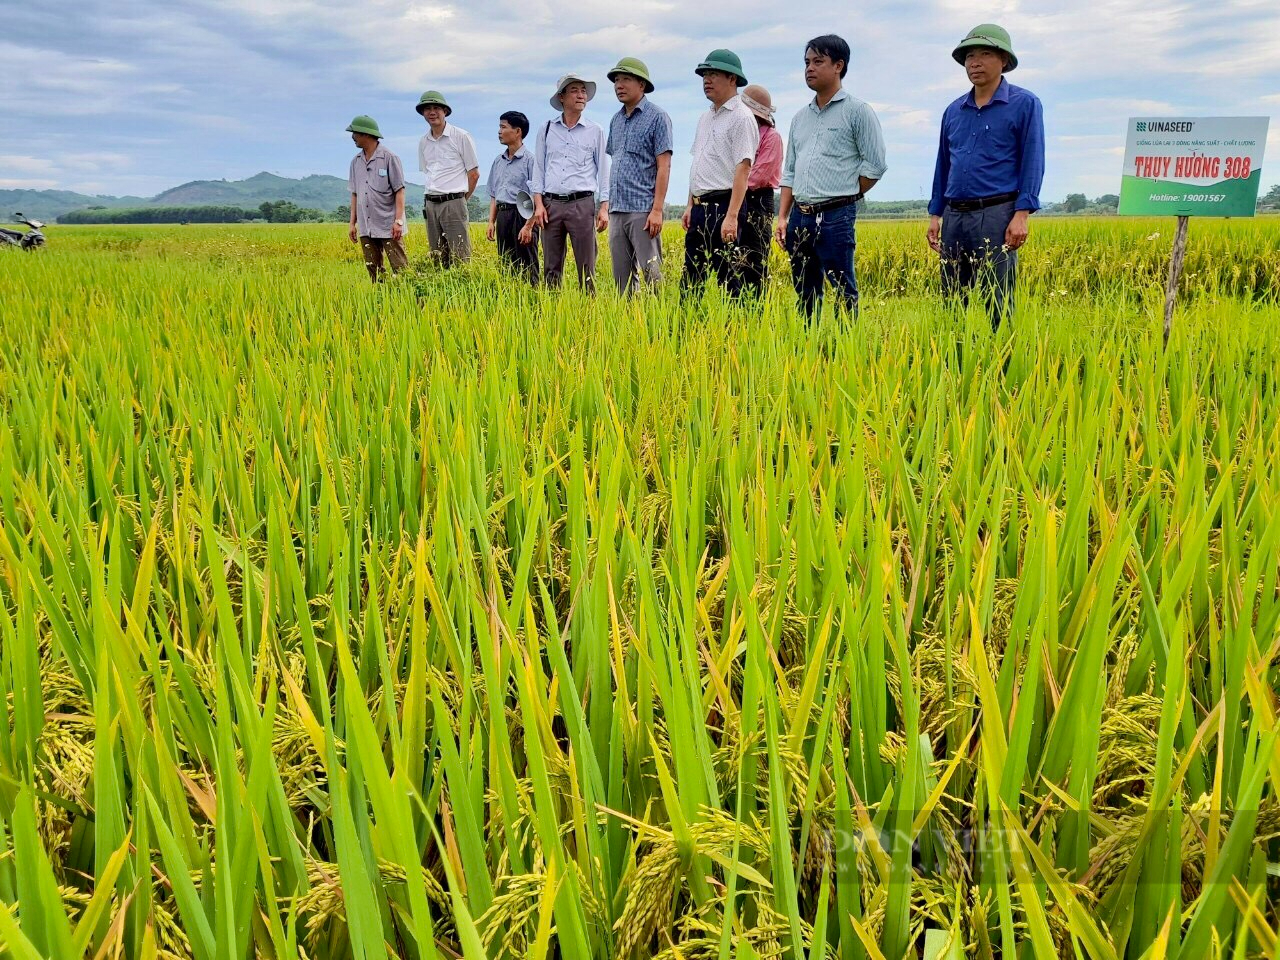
[0,178,60,189]
[3,0,1277,201]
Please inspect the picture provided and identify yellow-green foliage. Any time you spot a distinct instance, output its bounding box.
[0,219,1278,960]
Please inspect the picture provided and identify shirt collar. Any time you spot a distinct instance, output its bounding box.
[713,95,742,115]
[427,122,452,141]
[361,143,387,164]
[963,77,1010,109]
[504,144,528,160]
[809,88,849,112]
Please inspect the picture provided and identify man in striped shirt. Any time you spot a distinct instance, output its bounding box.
[775,35,887,320]
[605,57,674,294]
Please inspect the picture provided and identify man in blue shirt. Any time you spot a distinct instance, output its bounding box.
[605,57,674,295]
[486,111,539,284]
[927,24,1044,328]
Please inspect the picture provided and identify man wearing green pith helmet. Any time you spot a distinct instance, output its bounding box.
[681,48,759,300]
[416,90,481,268]
[346,116,407,282]
[927,24,1045,328]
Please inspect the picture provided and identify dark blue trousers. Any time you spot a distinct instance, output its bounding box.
[940,200,1018,328]
[785,202,859,319]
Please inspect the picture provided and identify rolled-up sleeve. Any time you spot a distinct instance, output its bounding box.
[854,103,887,180]
[387,152,404,192]
[1016,94,1045,212]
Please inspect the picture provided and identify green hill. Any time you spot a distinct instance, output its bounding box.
[0,190,146,224]
[7,173,439,223]
[151,171,428,209]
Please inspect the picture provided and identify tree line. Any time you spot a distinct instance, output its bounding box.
[59,201,345,224]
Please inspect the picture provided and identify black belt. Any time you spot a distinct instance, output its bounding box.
[424,192,466,204]
[693,189,733,205]
[946,191,1017,212]
[495,201,518,211]
[544,191,594,203]
[795,193,862,215]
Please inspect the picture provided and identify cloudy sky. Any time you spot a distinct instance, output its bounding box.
[3,0,1278,203]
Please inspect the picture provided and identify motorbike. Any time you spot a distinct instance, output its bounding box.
[0,213,47,250]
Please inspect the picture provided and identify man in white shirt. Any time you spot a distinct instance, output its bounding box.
[416,90,480,267]
[681,50,759,300]
[525,73,610,291]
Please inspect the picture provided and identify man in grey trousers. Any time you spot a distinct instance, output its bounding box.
[416,90,480,268]
[604,57,673,294]
[527,73,610,290]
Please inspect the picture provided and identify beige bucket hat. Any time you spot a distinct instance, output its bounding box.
[550,73,597,109]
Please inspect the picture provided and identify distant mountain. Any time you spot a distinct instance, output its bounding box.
[0,189,147,223]
[5,172,441,222]
[151,171,426,210]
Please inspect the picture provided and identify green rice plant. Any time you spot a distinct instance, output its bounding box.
[0,216,1277,959]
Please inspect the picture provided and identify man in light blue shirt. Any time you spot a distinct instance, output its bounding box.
[528,73,611,290]
[775,34,887,320]
[486,110,539,284]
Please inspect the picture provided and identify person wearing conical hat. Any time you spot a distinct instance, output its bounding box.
[739,84,781,297]
[775,34,887,321]
[486,111,540,284]
[527,73,611,291]
[680,48,759,300]
[415,90,480,269]
[345,115,407,282]
[927,24,1044,328]
[604,57,674,294]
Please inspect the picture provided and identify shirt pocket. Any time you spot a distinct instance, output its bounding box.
[817,124,849,159]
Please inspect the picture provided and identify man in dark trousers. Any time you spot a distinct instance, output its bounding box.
[927,24,1045,328]
[775,34,886,321]
[486,111,539,284]
[680,49,758,300]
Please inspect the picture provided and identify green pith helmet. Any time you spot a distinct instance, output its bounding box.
[607,57,655,93]
[952,24,1018,71]
[345,115,382,138]
[415,90,453,116]
[695,48,748,86]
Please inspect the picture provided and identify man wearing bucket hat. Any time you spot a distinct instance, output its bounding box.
[775,34,887,321]
[416,90,480,268]
[740,84,782,297]
[927,24,1044,328]
[486,110,540,284]
[345,115,407,282]
[528,73,611,290]
[604,57,674,294]
[681,49,759,300]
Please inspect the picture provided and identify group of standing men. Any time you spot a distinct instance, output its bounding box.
[347,23,1044,325]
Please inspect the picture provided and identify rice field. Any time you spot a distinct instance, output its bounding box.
[1,217,1278,960]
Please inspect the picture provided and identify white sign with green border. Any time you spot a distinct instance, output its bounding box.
[1119,116,1268,217]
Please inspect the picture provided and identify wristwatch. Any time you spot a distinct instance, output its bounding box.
[394,218,405,226]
